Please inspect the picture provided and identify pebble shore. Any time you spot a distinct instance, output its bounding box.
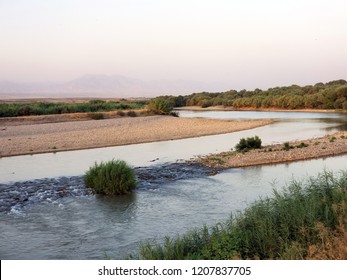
[196,131,347,168]
[0,115,271,157]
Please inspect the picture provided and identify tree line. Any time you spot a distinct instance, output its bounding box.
[162,79,347,110]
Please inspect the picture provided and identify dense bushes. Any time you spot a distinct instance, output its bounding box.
[84,160,137,195]
[0,100,147,117]
[147,98,174,115]
[157,79,347,110]
[140,170,347,260]
[235,136,262,152]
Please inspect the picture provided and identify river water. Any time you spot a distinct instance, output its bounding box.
[0,110,346,259]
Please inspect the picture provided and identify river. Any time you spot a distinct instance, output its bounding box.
[0,110,346,259]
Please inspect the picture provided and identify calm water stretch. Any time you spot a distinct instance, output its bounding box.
[0,110,346,259]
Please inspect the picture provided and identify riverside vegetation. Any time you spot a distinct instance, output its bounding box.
[235,136,262,152]
[0,97,178,118]
[156,79,347,110]
[3,79,347,119]
[139,170,347,260]
[84,160,137,195]
[0,99,147,117]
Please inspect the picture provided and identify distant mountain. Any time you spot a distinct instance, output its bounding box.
[0,75,225,98]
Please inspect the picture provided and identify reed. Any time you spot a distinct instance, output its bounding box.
[84,160,137,195]
[140,170,347,259]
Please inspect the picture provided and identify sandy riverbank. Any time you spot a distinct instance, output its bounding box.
[0,115,272,157]
[195,131,347,168]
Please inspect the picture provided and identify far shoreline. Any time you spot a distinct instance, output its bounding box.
[175,105,347,114]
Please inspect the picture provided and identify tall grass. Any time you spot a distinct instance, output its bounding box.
[140,170,347,259]
[84,160,137,195]
[0,100,147,117]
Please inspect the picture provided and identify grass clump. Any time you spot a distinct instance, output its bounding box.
[330,136,337,142]
[84,160,137,195]
[296,142,309,148]
[140,170,347,260]
[283,142,294,151]
[235,136,262,152]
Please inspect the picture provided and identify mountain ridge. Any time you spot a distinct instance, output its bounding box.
[0,74,225,98]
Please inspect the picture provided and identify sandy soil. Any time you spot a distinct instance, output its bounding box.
[0,115,272,157]
[196,132,347,168]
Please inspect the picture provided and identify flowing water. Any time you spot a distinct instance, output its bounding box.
[0,110,346,259]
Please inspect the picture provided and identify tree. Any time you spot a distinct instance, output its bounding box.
[147,98,174,115]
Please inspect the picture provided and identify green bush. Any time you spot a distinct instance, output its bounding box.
[296,142,309,148]
[147,98,174,115]
[235,136,262,152]
[283,142,294,151]
[0,100,146,117]
[84,160,137,195]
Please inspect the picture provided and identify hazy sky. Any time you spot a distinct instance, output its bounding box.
[1,0,347,90]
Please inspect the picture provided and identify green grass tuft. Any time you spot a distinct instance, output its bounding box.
[84,160,137,195]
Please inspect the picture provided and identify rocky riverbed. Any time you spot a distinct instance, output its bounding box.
[0,162,218,214]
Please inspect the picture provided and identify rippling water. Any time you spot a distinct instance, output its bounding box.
[0,111,346,259]
[1,111,346,182]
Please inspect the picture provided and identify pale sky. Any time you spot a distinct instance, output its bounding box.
[1,0,347,90]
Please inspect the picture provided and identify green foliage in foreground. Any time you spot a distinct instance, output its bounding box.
[235,136,262,152]
[84,160,137,195]
[140,170,347,259]
[0,99,147,117]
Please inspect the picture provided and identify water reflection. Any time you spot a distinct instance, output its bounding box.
[1,111,346,183]
[0,154,346,259]
[94,193,137,216]
[0,110,346,259]
[176,110,346,120]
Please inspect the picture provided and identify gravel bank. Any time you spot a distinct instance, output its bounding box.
[196,132,347,168]
[0,115,272,157]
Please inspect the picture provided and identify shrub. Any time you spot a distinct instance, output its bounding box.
[84,160,137,195]
[296,142,309,148]
[283,142,294,151]
[127,111,137,117]
[117,110,125,116]
[235,136,262,152]
[147,98,174,115]
[88,112,105,120]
